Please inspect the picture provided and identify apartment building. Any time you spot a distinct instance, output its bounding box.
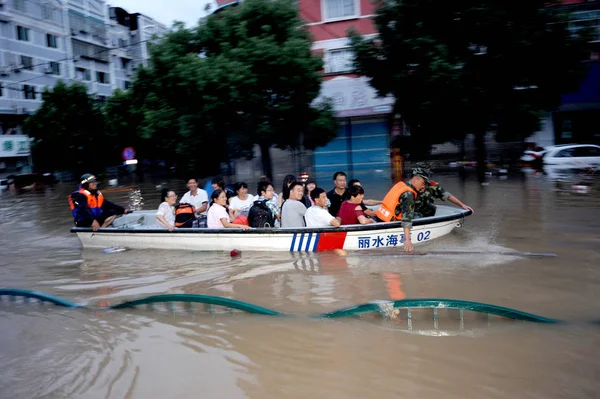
[0,0,166,175]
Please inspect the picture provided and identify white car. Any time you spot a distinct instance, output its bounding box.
[542,144,600,168]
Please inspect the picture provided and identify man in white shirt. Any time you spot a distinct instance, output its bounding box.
[180,178,208,227]
[305,187,341,227]
[280,182,307,227]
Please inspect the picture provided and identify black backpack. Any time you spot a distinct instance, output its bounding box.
[248,199,274,228]
[175,203,195,228]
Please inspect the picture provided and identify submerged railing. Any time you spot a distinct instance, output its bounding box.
[0,288,564,323]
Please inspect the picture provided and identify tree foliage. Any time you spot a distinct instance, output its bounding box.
[24,81,108,172]
[120,0,337,178]
[349,0,590,177]
[27,0,337,178]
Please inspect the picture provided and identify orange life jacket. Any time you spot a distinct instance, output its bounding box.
[68,188,104,221]
[375,182,417,222]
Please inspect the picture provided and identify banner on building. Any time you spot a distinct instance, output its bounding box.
[0,136,31,158]
[316,76,394,118]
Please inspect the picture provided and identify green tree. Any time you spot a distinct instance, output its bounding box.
[104,89,141,157]
[119,23,249,175]
[195,0,338,178]
[350,0,590,181]
[24,81,107,173]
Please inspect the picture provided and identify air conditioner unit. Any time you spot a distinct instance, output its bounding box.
[0,66,9,76]
[15,107,24,114]
[14,64,24,72]
[125,71,132,77]
[44,66,53,74]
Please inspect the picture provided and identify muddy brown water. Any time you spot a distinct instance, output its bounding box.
[1,174,599,398]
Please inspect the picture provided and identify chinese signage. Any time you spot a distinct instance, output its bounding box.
[316,76,394,118]
[0,136,30,158]
[357,230,431,249]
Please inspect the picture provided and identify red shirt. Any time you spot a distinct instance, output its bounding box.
[338,201,365,225]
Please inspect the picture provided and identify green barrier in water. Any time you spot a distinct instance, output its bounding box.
[0,288,563,323]
[108,294,284,316]
[320,298,561,323]
[0,289,82,308]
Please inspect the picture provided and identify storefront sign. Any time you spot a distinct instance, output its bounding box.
[316,76,395,118]
[0,136,30,158]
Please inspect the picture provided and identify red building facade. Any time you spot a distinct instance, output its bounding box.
[298,0,394,183]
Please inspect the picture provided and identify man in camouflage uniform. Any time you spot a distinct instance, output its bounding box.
[412,167,474,218]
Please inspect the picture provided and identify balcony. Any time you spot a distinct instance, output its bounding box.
[0,4,11,22]
[70,29,110,48]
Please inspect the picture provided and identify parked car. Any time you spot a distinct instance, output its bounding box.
[541,144,600,168]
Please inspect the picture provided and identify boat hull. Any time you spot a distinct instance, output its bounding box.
[72,206,471,252]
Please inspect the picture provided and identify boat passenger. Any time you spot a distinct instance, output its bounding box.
[68,173,131,231]
[228,182,255,219]
[374,169,429,252]
[304,178,317,206]
[257,175,279,205]
[156,188,177,231]
[304,188,341,227]
[253,181,280,224]
[180,177,209,227]
[211,176,234,203]
[348,179,383,218]
[280,182,307,227]
[338,185,376,226]
[278,174,296,209]
[412,168,474,217]
[207,189,251,230]
[326,171,350,217]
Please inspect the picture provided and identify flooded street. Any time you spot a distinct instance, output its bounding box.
[1,174,599,398]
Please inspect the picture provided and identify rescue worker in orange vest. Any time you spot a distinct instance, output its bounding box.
[69,174,131,231]
[374,168,430,252]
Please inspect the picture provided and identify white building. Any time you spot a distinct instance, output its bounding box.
[0,0,166,176]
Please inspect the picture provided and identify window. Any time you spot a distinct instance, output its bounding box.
[118,38,128,48]
[123,81,131,90]
[323,0,356,20]
[23,85,36,100]
[46,34,58,48]
[14,0,26,12]
[96,71,109,84]
[20,55,33,70]
[555,149,575,158]
[76,67,91,81]
[16,26,30,41]
[575,146,600,157]
[42,5,54,21]
[326,48,354,73]
[49,62,60,75]
[0,83,3,97]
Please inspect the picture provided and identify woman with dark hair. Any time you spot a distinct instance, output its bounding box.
[156,188,177,231]
[278,174,296,209]
[229,182,254,219]
[211,176,234,202]
[207,189,250,229]
[304,178,317,207]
